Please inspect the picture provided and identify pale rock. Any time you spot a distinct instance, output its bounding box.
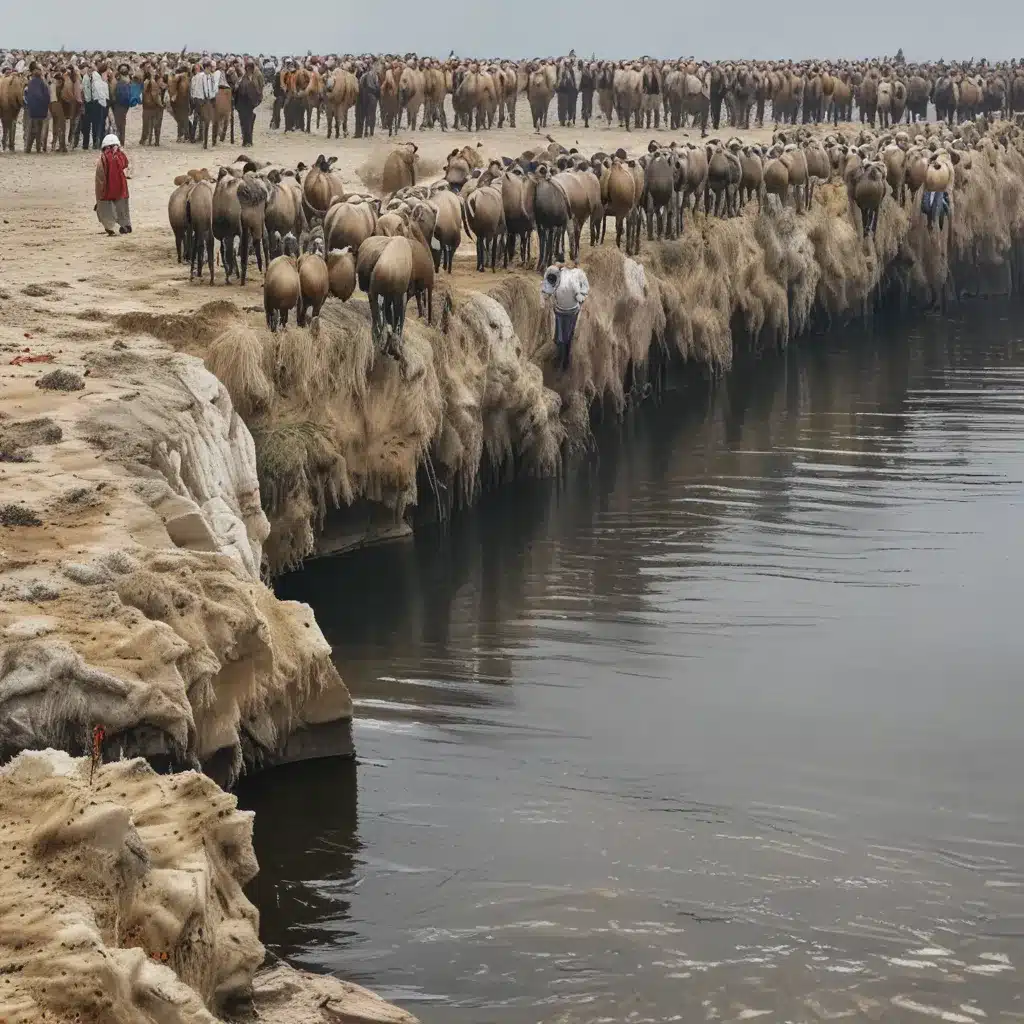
[0,751,416,1024]
[0,349,351,780]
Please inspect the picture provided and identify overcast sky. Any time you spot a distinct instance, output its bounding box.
[6,5,1024,61]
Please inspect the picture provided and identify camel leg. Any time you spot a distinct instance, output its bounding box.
[207,237,215,285]
[239,228,249,285]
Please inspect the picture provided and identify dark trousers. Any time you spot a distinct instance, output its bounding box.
[112,104,128,144]
[554,308,579,370]
[83,101,106,149]
[237,106,255,146]
[82,101,98,148]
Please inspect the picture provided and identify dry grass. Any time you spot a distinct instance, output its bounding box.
[205,324,273,419]
[35,369,84,392]
[0,504,43,527]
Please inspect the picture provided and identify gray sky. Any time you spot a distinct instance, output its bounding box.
[6,6,1024,61]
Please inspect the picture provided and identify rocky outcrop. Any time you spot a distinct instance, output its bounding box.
[0,344,352,783]
[250,963,417,1024]
[0,749,416,1024]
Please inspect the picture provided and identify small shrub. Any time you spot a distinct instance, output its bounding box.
[36,370,85,392]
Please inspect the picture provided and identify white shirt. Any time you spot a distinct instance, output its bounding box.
[190,71,208,100]
[83,71,108,105]
[542,266,590,313]
[208,69,224,96]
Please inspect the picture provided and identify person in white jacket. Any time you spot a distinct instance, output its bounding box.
[81,63,109,151]
[541,264,590,371]
[189,61,216,140]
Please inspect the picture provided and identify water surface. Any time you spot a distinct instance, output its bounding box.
[244,304,1024,1023]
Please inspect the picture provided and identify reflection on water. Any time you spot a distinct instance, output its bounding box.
[242,302,1024,1022]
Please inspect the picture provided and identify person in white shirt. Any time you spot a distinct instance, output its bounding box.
[541,264,590,371]
[81,63,109,151]
[207,61,223,98]
[189,62,210,141]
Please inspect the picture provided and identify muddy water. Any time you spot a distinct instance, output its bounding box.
[244,304,1024,1023]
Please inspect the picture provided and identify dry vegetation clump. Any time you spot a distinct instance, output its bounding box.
[0,503,43,526]
[951,148,1024,294]
[35,369,84,392]
[0,417,61,463]
[436,290,564,499]
[250,419,348,571]
[21,283,53,298]
[209,291,565,571]
[210,302,442,572]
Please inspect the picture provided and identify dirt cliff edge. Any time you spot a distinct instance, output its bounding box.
[0,344,351,782]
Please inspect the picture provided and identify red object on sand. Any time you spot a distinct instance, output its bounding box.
[10,353,55,366]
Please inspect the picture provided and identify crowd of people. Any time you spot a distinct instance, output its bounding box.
[1,50,286,152]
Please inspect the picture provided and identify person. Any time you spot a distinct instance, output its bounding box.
[22,63,50,153]
[188,60,208,141]
[71,61,85,149]
[541,263,590,371]
[234,59,261,147]
[110,63,132,144]
[95,134,131,236]
[81,61,108,150]
[922,189,951,232]
[271,60,289,130]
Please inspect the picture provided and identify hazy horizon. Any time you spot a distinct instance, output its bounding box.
[5,5,1024,63]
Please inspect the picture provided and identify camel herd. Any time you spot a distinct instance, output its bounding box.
[3,51,1024,151]
[165,111,1022,355]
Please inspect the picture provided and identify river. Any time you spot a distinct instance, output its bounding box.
[242,302,1024,1023]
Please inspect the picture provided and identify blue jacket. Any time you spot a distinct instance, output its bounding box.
[24,76,50,119]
